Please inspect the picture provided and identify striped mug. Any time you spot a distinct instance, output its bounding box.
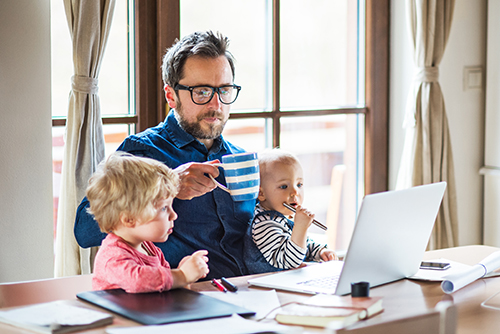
[210,152,260,201]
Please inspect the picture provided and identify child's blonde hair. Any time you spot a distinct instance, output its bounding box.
[258,148,300,176]
[86,152,179,233]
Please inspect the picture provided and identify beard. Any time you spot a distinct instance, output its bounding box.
[174,100,227,140]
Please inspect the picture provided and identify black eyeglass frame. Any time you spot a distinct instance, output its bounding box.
[174,84,242,105]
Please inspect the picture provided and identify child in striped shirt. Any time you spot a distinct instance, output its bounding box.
[246,149,337,272]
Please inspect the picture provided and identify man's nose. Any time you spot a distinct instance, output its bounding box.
[208,91,223,108]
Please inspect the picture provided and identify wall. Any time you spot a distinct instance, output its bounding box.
[390,0,487,246]
[0,0,54,282]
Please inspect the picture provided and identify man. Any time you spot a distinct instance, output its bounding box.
[74,31,254,280]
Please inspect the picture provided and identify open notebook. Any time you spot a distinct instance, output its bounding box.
[248,182,447,295]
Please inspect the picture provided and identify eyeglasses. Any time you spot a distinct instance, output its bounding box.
[174,84,242,105]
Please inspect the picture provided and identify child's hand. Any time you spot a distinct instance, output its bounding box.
[293,205,315,230]
[291,205,315,249]
[320,248,338,261]
[178,250,209,283]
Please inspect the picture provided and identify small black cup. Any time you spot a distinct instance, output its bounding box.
[351,281,370,297]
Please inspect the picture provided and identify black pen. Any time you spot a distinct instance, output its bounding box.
[282,202,328,230]
[220,277,238,292]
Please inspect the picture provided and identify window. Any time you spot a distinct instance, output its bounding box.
[173,0,387,250]
[51,0,388,252]
[51,0,136,236]
[177,0,366,249]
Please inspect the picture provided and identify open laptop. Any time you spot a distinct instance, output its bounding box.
[248,182,447,295]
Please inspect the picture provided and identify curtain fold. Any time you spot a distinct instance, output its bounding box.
[54,0,116,277]
[396,0,458,249]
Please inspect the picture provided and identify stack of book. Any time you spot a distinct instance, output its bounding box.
[275,294,383,329]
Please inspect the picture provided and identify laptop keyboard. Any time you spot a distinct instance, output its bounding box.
[297,274,340,290]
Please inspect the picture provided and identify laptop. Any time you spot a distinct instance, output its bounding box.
[77,288,255,325]
[248,182,447,295]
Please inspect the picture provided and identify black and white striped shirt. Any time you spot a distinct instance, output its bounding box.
[252,204,326,269]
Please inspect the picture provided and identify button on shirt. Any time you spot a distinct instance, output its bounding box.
[74,110,256,279]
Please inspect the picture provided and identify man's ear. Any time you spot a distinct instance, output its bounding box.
[120,213,136,228]
[257,187,266,202]
[165,85,177,109]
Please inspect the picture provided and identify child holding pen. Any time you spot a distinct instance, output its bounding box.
[244,148,337,274]
[87,152,209,293]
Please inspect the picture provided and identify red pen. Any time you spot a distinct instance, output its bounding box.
[211,279,227,293]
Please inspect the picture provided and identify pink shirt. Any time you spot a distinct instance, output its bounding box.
[92,233,174,293]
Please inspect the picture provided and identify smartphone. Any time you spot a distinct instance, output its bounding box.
[420,261,451,270]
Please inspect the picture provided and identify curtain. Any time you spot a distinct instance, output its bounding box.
[396,0,458,249]
[54,0,116,277]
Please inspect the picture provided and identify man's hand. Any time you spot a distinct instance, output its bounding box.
[174,160,220,200]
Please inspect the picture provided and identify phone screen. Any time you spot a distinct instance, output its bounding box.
[420,261,451,270]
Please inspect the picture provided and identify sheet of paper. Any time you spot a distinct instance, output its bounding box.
[0,300,111,326]
[409,252,500,294]
[200,289,281,320]
[106,314,301,334]
[441,250,500,293]
[409,259,471,281]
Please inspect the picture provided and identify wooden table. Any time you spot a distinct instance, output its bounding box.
[1,245,499,333]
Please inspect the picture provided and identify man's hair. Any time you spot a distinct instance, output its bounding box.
[86,152,179,233]
[161,31,236,88]
[258,148,301,178]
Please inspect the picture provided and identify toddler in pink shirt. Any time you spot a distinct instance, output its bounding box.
[86,152,209,293]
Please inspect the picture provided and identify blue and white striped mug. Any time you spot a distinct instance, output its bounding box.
[210,152,260,201]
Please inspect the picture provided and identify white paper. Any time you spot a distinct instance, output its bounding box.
[0,300,111,327]
[409,259,472,281]
[106,314,300,334]
[200,290,281,320]
[440,251,500,293]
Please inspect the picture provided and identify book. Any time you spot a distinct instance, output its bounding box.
[275,295,383,329]
[0,300,113,334]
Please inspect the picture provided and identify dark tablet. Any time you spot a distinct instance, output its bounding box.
[77,288,255,325]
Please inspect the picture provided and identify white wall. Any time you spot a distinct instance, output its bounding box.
[390,0,487,246]
[0,0,54,282]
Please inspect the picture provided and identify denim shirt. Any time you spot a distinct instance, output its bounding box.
[74,110,256,279]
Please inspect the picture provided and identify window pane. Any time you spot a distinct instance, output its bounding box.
[50,0,131,117]
[51,0,133,238]
[50,0,72,118]
[222,118,268,153]
[99,1,131,116]
[279,115,363,251]
[52,124,133,233]
[180,0,270,112]
[280,0,360,110]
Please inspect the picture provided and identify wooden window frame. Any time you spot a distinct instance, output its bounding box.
[51,0,388,195]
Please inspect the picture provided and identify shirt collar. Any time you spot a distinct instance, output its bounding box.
[165,110,196,148]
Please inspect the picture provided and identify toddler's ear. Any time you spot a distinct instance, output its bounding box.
[257,187,266,202]
[120,213,136,228]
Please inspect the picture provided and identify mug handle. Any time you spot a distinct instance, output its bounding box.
[208,174,231,193]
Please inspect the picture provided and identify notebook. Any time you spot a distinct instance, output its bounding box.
[248,182,447,295]
[77,288,255,325]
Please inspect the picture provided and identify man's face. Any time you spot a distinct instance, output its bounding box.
[165,55,233,142]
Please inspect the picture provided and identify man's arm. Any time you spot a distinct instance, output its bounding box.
[74,197,107,248]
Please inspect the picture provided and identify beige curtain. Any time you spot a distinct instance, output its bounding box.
[396,0,458,249]
[54,0,116,277]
